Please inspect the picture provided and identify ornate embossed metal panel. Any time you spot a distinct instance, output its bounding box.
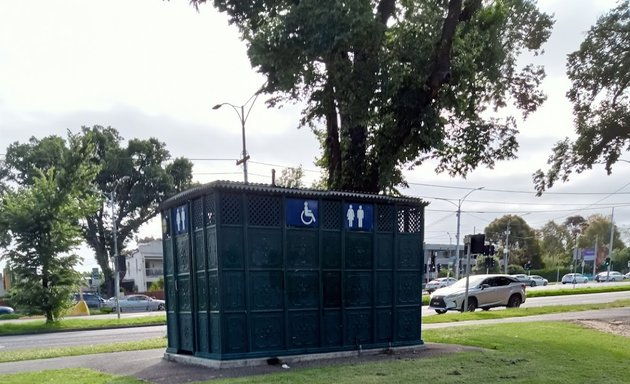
[160,181,426,361]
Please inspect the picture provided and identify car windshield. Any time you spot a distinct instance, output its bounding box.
[449,275,487,289]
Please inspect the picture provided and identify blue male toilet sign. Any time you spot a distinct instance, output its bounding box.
[344,202,373,231]
[173,205,187,234]
[286,199,319,227]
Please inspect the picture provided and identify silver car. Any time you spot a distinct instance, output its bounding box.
[529,275,549,287]
[595,271,624,282]
[428,274,526,314]
[104,294,165,312]
[561,273,588,284]
[425,277,457,293]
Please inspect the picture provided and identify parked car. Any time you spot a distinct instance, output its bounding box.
[561,273,588,284]
[103,294,165,312]
[425,277,457,293]
[528,275,549,287]
[428,274,526,314]
[73,293,105,309]
[0,306,15,315]
[625,272,630,279]
[595,271,624,282]
[511,274,532,284]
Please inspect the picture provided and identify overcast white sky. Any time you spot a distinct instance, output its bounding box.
[1,0,628,272]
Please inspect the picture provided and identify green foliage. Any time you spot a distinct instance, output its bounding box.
[484,214,542,269]
[1,126,194,290]
[537,220,572,266]
[192,0,553,192]
[580,214,625,265]
[0,133,100,323]
[148,277,164,292]
[276,165,304,188]
[534,1,630,194]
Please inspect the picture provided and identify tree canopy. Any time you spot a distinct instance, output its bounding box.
[0,133,99,322]
[484,214,541,269]
[0,126,194,292]
[534,1,630,194]
[192,0,553,192]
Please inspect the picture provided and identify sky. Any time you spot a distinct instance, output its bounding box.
[1,0,628,272]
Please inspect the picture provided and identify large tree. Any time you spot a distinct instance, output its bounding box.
[192,0,553,192]
[484,214,542,269]
[1,126,194,293]
[0,133,99,323]
[534,1,630,194]
[537,220,571,267]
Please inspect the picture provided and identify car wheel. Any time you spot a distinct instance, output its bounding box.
[507,294,521,308]
[435,309,447,314]
[530,281,536,287]
[543,282,548,286]
[158,303,165,311]
[481,307,490,311]
[461,298,477,312]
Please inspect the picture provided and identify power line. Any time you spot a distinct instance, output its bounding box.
[408,181,630,195]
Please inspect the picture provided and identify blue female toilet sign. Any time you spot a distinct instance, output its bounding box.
[344,202,373,231]
[286,199,319,227]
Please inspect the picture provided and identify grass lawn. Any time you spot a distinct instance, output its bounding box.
[0,338,166,363]
[195,321,630,383]
[0,314,166,335]
[2,368,145,384]
[6,321,625,383]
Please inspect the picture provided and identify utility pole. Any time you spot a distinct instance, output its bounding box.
[503,221,511,274]
[454,187,484,279]
[592,236,598,278]
[607,207,615,281]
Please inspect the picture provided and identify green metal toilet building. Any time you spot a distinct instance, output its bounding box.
[159,181,426,364]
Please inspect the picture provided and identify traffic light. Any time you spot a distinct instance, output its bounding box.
[491,258,496,268]
[470,234,485,254]
[524,261,531,270]
[604,257,611,267]
[430,252,436,267]
[437,264,442,273]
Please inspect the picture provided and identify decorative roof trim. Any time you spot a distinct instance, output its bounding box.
[158,180,428,211]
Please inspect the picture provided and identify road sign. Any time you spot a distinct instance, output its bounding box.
[286,199,319,228]
[582,248,596,261]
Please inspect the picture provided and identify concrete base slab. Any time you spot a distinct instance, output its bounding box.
[164,344,427,369]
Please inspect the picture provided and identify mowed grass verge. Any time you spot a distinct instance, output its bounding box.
[0,338,166,363]
[2,368,145,384]
[0,314,166,335]
[3,321,627,384]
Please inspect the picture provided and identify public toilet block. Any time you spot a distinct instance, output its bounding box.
[159,181,426,363]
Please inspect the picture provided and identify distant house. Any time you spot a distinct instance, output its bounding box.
[122,239,163,292]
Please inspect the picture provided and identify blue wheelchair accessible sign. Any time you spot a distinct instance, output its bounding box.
[286,199,318,228]
[344,202,373,231]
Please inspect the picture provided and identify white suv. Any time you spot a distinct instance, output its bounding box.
[425,277,457,293]
[428,274,526,314]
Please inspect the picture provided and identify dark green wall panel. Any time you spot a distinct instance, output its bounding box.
[162,186,425,361]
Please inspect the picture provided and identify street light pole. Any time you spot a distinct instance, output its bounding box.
[110,176,129,320]
[213,92,260,184]
[454,187,484,279]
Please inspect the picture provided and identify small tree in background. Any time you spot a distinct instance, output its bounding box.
[0,134,99,322]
